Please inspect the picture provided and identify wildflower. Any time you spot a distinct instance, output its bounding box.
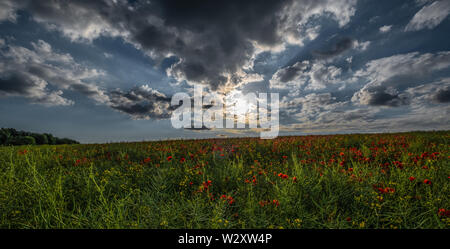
[409,176,416,181]
[282,155,288,159]
[18,149,28,155]
[423,179,432,185]
[438,209,450,217]
[180,157,185,163]
[144,157,151,163]
[278,173,288,179]
[272,199,280,207]
[167,156,173,161]
[259,200,269,207]
[384,187,395,193]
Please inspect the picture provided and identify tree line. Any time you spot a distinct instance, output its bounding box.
[0,128,79,146]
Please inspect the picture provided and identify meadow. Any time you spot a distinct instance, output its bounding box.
[0,131,448,229]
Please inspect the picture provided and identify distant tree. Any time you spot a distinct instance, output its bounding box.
[9,136,36,145]
[5,128,18,137]
[0,128,78,146]
[33,133,48,145]
[0,129,11,145]
[45,133,57,145]
[56,138,79,145]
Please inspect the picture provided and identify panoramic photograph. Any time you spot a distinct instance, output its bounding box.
[0,0,449,245]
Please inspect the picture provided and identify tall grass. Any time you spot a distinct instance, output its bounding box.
[0,131,448,228]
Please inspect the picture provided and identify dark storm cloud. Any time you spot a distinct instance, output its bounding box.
[6,0,361,92]
[0,74,33,95]
[278,62,309,83]
[8,0,294,90]
[0,39,107,105]
[358,87,410,107]
[0,72,71,106]
[151,0,290,90]
[312,37,354,59]
[108,85,175,119]
[433,88,450,103]
[352,51,450,107]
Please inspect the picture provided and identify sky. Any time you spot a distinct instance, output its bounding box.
[0,0,449,143]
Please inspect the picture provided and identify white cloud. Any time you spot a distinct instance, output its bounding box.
[353,40,371,51]
[379,25,393,33]
[405,0,450,31]
[103,52,113,59]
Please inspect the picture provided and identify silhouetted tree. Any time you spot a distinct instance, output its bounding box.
[0,128,79,146]
[9,136,36,145]
[33,133,48,145]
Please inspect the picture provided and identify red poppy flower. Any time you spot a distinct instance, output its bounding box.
[409,176,416,181]
[423,179,432,185]
[167,156,172,161]
[438,209,450,217]
[272,199,280,207]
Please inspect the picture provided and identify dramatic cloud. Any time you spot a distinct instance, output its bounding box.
[313,37,370,59]
[434,88,450,102]
[108,85,174,119]
[352,86,410,107]
[405,0,450,31]
[270,61,343,90]
[278,51,450,132]
[0,39,107,105]
[352,51,450,106]
[3,0,358,92]
[404,77,450,104]
[0,0,448,140]
[270,37,371,91]
[313,37,354,59]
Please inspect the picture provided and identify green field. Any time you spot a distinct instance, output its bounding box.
[0,131,449,228]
